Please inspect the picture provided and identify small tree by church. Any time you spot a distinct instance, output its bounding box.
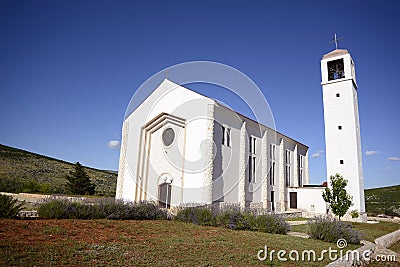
[322,173,352,221]
[66,162,95,195]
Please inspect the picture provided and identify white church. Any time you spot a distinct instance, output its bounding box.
[116,48,366,221]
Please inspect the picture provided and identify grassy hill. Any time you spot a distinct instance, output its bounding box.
[365,185,400,216]
[0,144,117,196]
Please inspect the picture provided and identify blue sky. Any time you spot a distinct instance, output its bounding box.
[0,1,399,189]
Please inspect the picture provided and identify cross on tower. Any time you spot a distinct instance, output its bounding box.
[329,34,343,50]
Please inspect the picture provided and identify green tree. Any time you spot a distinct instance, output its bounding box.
[66,162,95,195]
[322,173,353,221]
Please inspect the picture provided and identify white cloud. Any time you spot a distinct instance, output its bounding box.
[388,157,400,161]
[365,150,380,156]
[108,140,121,150]
[377,166,390,172]
[311,151,324,158]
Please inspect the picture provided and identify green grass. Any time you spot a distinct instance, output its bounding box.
[289,220,400,243]
[290,223,309,233]
[388,241,400,254]
[351,222,400,242]
[0,219,361,267]
[0,144,117,196]
[42,225,67,235]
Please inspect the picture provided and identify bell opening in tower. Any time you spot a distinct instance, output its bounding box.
[327,58,345,81]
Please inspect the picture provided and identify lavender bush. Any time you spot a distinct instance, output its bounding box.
[37,198,72,219]
[38,198,167,220]
[216,206,252,230]
[175,204,290,234]
[124,201,167,220]
[307,216,363,244]
[175,206,216,226]
[250,213,290,234]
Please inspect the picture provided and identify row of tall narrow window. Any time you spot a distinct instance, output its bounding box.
[221,126,231,147]
[248,136,257,183]
[298,154,304,187]
[222,125,258,153]
[285,150,292,187]
[222,126,305,187]
[270,144,277,185]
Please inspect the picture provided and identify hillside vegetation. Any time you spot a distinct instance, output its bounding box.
[365,185,400,216]
[0,144,117,196]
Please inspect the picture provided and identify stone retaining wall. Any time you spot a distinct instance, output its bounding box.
[0,192,110,204]
[375,229,400,248]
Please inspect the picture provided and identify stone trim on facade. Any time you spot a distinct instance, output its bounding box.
[305,150,310,185]
[203,104,215,204]
[278,138,285,211]
[293,144,299,187]
[261,130,268,209]
[116,121,129,199]
[238,121,247,208]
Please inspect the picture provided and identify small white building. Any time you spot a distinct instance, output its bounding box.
[116,79,327,214]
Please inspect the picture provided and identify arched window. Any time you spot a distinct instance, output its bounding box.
[158,183,172,208]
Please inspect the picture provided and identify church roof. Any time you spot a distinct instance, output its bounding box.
[125,79,308,148]
[322,49,349,59]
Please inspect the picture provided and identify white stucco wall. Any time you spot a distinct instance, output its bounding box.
[212,104,309,210]
[117,79,314,212]
[117,79,215,204]
[212,105,243,203]
[287,187,327,215]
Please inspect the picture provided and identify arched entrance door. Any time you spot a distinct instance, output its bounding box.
[158,174,173,208]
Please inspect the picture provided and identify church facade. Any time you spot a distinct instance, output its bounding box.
[116,79,326,214]
[116,47,366,220]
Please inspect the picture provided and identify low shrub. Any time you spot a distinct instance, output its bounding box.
[0,178,23,193]
[38,198,167,220]
[175,205,290,234]
[0,178,66,194]
[307,216,363,244]
[107,201,167,220]
[350,210,359,219]
[0,194,25,218]
[250,214,290,234]
[37,198,71,219]
[22,180,55,194]
[135,201,168,220]
[175,206,216,226]
[216,208,252,230]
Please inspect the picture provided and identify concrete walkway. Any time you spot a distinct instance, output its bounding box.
[287,220,310,238]
[287,220,308,226]
[287,231,310,238]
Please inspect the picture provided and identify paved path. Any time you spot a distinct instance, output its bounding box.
[287,220,307,226]
[287,231,310,239]
[287,220,310,238]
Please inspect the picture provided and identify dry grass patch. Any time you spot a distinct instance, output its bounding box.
[0,219,362,266]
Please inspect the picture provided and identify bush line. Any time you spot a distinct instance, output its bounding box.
[4,197,363,243]
[37,198,167,220]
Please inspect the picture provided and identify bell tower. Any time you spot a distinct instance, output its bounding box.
[320,42,366,221]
